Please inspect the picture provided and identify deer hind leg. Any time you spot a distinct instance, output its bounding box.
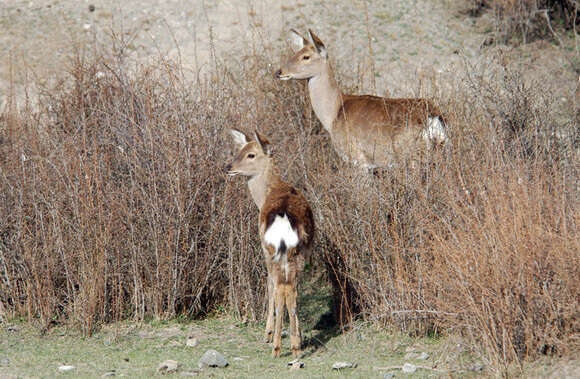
[264,273,275,343]
[272,282,286,358]
[286,282,302,358]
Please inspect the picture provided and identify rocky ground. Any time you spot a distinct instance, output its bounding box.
[1,318,578,378]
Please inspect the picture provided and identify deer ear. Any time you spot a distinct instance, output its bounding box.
[230,128,250,148]
[289,29,309,51]
[308,29,327,58]
[254,130,272,156]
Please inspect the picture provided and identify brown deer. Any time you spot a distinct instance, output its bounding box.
[225,129,314,358]
[275,29,448,170]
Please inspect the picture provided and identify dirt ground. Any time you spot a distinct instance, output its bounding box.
[1,0,575,110]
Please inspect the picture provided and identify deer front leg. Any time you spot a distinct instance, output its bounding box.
[286,284,302,358]
[272,283,286,358]
[264,272,275,343]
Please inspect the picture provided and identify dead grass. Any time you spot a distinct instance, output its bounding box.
[0,21,577,373]
[470,0,579,44]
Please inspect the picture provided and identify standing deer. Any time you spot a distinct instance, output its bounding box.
[225,129,314,358]
[275,29,448,170]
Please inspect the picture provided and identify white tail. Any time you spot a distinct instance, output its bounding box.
[276,29,448,170]
[225,129,314,358]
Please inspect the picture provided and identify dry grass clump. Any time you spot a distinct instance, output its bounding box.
[0,41,291,333]
[471,0,579,43]
[303,54,578,366]
[0,27,577,370]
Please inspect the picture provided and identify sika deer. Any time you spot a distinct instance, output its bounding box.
[225,129,314,358]
[275,29,448,170]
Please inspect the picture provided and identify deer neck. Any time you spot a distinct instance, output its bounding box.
[247,159,281,210]
[308,63,342,133]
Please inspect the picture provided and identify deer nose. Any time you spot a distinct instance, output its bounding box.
[274,69,282,78]
[224,163,232,173]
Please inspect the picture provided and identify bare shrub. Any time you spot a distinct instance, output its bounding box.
[0,41,276,333]
[471,0,579,44]
[0,23,577,370]
[299,50,578,365]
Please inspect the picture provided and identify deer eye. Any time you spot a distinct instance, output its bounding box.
[302,55,310,60]
[247,153,255,159]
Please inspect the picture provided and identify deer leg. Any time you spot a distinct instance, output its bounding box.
[264,272,275,343]
[272,283,286,358]
[286,283,302,357]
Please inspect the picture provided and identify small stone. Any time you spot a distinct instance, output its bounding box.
[417,352,430,360]
[470,363,485,372]
[88,4,95,12]
[198,350,228,368]
[186,337,198,347]
[404,352,419,360]
[402,363,417,373]
[102,371,116,377]
[404,346,415,353]
[233,357,244,361]
[0,358,10,366]
[383,373,396,379]
[288,359,304,369]
[157,360,180,374]
[332,361,357,370]
[58,365,76,372]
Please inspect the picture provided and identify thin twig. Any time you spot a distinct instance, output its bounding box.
[541,9,564,48]
[574,1,578,55]
[391,309,460,316]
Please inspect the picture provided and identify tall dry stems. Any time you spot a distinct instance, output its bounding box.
[0,23,577,370]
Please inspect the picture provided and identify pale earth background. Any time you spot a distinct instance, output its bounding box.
[0,0,576,110]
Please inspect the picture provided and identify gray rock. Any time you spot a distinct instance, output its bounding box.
[402,363,417,373]
[102,371,116,377]
[58,365,76,372]
[288,359,304,370]
[186,337,198,347]
[198,350,228,368]
[417,352,430,360]
[0,357,10,367]
[158,360,180,374]
[383,373,396,379]
[332,361,357,370]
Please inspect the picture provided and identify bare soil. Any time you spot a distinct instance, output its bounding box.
[1,0,576,108]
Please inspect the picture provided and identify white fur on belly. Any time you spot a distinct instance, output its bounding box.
[264,214,299,256]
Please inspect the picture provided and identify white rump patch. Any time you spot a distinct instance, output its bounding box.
[423,117,447,145]
[264,214,299,261]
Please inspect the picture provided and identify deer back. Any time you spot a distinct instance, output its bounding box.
[259,180,314,259]
[331,95,445,167]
